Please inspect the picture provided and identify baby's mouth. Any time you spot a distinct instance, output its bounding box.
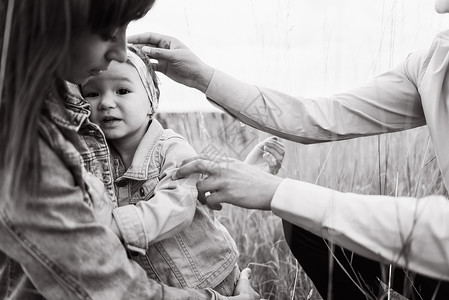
[101,116,121,125]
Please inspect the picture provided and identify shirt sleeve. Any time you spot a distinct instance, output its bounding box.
[113,135,199,250]
[205,51,426,143]
[271,178,449,281]
[0,138,224,300]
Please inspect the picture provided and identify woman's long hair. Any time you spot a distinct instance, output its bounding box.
[0,0,154,200]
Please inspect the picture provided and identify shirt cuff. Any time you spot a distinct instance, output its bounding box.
[112,205,147,252]
[271,178,335,233]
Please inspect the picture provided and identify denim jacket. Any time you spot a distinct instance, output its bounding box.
[0,83,226,299]
[111,119,239,293]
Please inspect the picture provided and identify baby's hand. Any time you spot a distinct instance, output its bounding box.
[231,268,260,299]
[244,137,285,175]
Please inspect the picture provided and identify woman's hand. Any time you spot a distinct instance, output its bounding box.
[230,268,260,300]
[244,136,285,175]
[128,32,214,93]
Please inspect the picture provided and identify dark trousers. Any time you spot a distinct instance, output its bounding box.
[283,221,449,300]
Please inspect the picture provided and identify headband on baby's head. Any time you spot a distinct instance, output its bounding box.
[126,49,159,115]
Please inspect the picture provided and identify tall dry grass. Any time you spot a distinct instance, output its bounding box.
[158,111,446,300]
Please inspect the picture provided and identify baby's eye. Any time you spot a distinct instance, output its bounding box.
[83,91,99,98]
[117,89,131,95]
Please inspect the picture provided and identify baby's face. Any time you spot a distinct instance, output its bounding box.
[81,61,151,143]
[435,0,449,13]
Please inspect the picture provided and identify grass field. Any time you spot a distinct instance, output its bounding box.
[158,111,446,300]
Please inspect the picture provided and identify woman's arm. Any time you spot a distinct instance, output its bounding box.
[0,138,253,299]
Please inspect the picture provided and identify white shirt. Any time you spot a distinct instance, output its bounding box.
[205,30,449,280]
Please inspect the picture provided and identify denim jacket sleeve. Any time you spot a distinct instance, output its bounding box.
[0,138,226,300]
[205,51,426,144]
[113,135,199,250]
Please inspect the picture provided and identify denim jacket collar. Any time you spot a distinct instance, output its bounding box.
[114,119,165,181]
[40,81,117,201]
[43,82,90,132]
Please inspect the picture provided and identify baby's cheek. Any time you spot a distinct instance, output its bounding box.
[89,112,100,124]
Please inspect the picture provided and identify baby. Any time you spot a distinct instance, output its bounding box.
[81,46,284,295]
